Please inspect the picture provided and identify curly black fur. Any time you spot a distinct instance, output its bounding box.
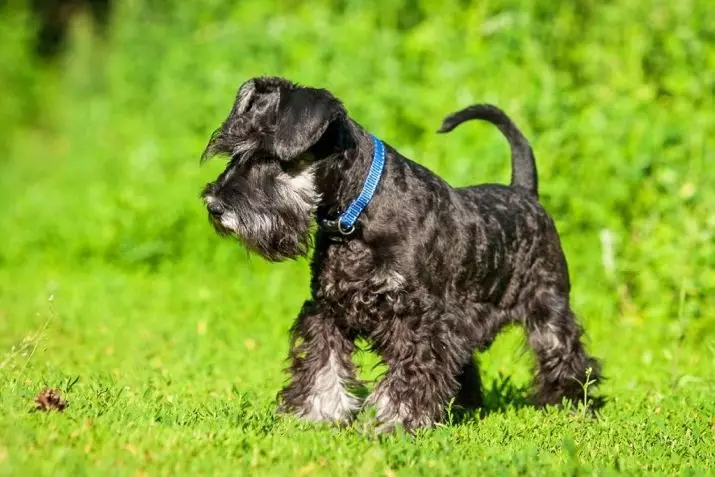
[200,77,601,431]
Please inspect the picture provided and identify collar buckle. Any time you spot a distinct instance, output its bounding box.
[320,217,357,241]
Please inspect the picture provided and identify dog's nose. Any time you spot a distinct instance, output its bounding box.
[207,201,224,217]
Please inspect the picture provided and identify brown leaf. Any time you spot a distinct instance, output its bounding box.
[33,388,67,412]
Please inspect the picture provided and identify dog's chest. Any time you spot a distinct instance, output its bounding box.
[312,239,418,334]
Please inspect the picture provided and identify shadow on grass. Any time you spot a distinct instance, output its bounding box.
[450,373,533,425]
[450,372,607,425]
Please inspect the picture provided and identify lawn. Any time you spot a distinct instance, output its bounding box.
[1,1,714,475]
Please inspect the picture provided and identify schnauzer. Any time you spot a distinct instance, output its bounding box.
[200,76,601,431]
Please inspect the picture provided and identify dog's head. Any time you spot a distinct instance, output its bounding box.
[201,77,348,261]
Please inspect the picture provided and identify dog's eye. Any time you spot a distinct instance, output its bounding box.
[279,159,307,175]
[279,161,298,173]
[279,154,312,174]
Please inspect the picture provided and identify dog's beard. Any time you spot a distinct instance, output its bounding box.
[208,166,319,262]
[210,207,313,262]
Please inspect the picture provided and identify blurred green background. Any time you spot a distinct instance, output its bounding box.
[1,0,713,322]
[0,0,714,475]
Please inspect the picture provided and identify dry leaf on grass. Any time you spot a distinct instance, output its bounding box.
[33,388,67,412]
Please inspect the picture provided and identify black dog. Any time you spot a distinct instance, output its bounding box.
[201,77,601,431]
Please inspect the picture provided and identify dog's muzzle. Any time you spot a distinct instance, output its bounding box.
[206,199,224,218]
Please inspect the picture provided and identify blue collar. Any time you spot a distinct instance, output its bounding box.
[319,135,386,237]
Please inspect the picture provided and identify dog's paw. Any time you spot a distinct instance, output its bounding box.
[279,390,360,425]
[364,391,436,434]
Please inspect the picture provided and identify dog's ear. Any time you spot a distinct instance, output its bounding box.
[202,78,346,162]
[271,87,346,161]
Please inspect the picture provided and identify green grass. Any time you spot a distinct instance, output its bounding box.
[1,0,714,475]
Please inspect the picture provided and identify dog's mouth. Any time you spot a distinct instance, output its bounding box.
[202,198,313,262]
[207,212,236,238]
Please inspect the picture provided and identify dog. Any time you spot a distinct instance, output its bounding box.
[200,76,601,431]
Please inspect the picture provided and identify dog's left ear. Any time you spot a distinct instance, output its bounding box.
[271,87,346,161]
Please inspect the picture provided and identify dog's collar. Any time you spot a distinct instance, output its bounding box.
[319,135,386,238]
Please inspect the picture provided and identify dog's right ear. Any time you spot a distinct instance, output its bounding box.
[200,78,283,162]
[237,80,347,161]
[232,79,283,122]
[202,78,346,163]
[269,87,346,161]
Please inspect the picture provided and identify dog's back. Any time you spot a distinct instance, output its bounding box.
[434,105,566,303]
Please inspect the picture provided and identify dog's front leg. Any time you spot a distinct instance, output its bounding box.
[278,301,360,424]
[366,318,473,433]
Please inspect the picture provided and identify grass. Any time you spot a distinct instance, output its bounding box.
[1,266,713,476]
[1,0,714,475]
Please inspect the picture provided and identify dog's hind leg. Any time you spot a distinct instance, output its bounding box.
[278,301,360,423]
[454,356,483,409]
[453,306,515,410]
[524,291,601,407]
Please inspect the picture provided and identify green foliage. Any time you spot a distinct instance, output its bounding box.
[0,0,713,475]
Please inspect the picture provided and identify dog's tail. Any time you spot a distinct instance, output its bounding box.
[437,104,538,197]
